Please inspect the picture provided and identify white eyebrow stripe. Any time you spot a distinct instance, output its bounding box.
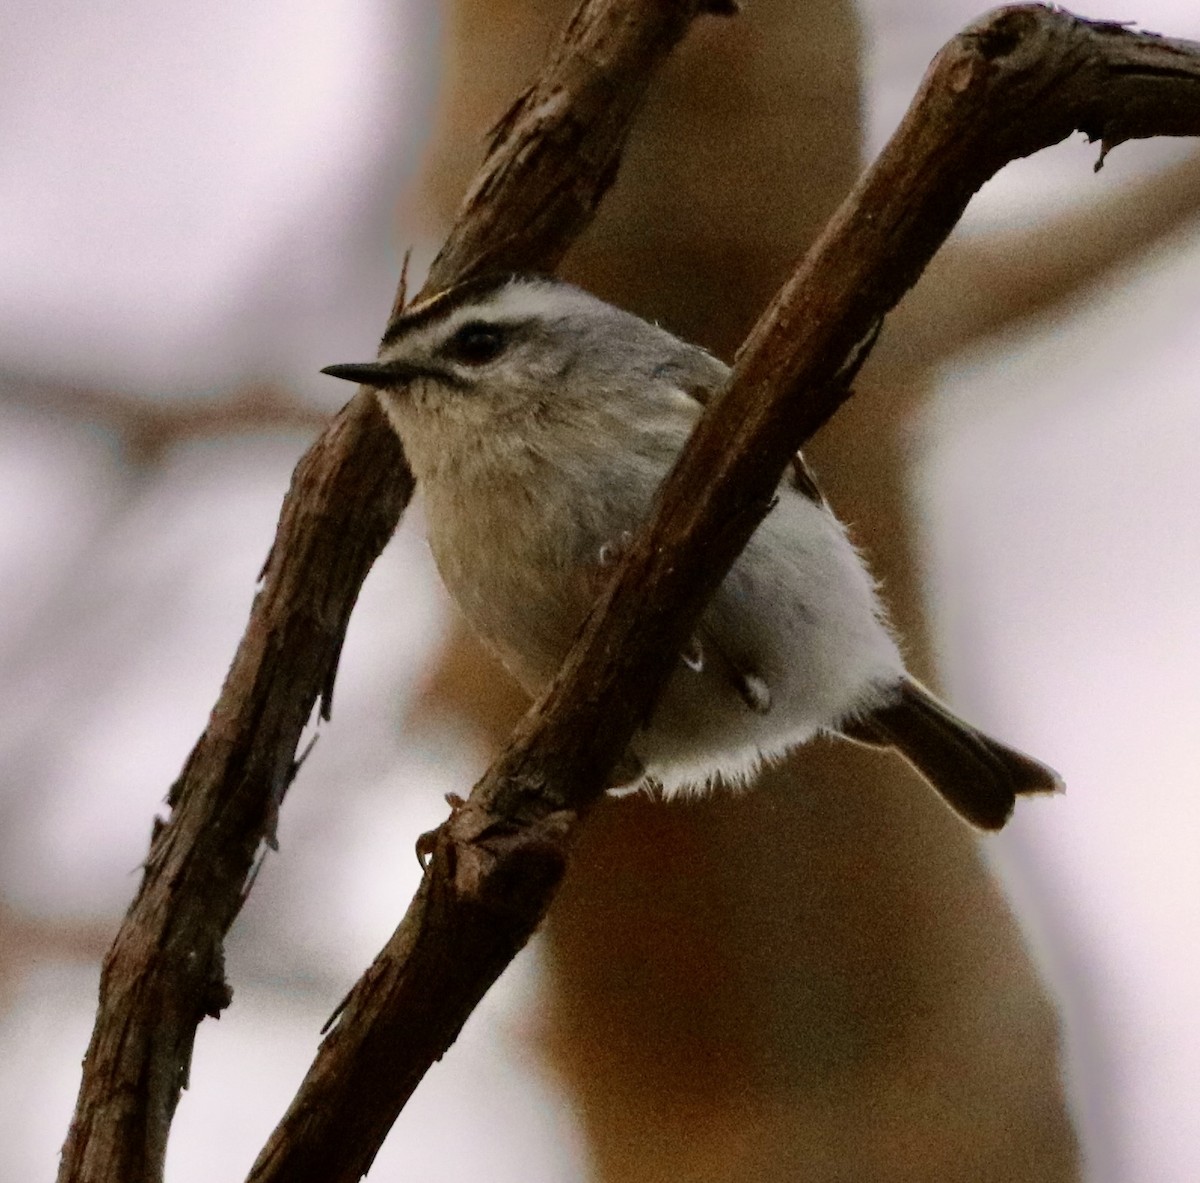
[380,276,620,359]
[436,282,586,335]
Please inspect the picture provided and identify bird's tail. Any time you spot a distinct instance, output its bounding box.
[844,678,1062,830]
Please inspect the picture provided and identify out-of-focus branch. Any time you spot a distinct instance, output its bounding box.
[56,3,733,1181]
[0,371,328,461]
[0,904,113,984]
[247,7,1200,1180]
[886,144,1200,373]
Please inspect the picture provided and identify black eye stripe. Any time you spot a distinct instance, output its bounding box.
[442,320,509,365]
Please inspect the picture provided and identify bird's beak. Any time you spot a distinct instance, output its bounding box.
[320,360,443,388]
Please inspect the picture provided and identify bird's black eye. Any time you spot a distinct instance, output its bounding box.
[443,321,507,366]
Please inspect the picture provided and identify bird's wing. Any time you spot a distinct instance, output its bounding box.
[674,350,825,506]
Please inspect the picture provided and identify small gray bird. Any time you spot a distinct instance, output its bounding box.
[323,273,1060,829]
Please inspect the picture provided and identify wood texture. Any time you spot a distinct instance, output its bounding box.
[58,5,1200,1182]
[56,3,731,1182]
[248,7,1200,1180]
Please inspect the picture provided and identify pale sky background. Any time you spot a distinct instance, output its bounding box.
[1,1,1199,1180]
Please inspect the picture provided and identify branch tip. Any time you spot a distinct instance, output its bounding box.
[61,5,1200,1183]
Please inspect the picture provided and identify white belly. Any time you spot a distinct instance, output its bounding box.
[426,468,904,796]
[630,491,904,794]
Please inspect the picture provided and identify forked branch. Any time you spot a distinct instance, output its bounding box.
[56,3,731,1182]
[57,5,1200,1183]
[247,7,1200,1182]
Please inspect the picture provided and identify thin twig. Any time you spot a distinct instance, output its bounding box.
[246,7,1200,1181]
[0,370,327,462]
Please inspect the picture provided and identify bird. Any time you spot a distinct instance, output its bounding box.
[322,272,1061,829]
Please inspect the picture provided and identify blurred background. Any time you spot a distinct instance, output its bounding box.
[2,1,1199,1179]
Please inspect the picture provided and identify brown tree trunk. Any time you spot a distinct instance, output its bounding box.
[416,2,1078,1178]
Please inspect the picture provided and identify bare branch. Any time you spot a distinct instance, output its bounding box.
[425,0,740,290]
[887,144,1200,371]
[0,370,328,461]
[246,7,1200,1180]
[56,2,728,1181]
[0,904,114,972]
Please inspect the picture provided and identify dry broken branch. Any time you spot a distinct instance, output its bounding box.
[245,6,1200,1181]
[56,2,731,1181]
[58,4,1200,1182]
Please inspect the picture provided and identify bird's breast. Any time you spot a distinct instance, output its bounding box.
[422,465,597,693]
